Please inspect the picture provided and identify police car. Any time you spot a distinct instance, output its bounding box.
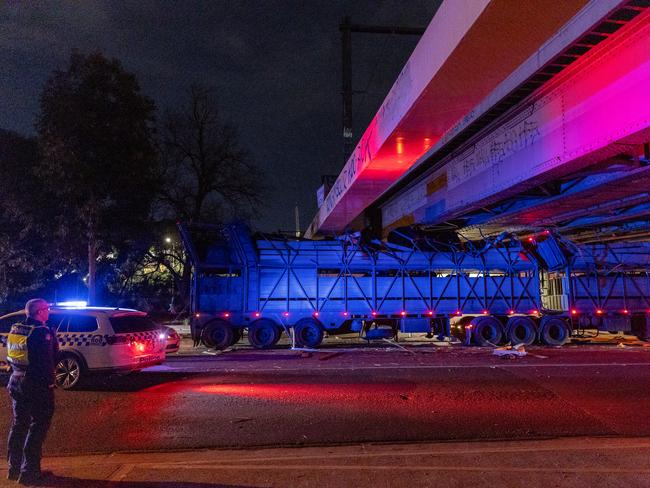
[0,304,166,389]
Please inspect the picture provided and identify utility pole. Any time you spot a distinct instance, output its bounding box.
[294,203,301,238]
[340,17,426,162]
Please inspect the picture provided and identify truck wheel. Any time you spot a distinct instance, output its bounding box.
[248,319,280,349]
[55,353,85,390]
[539,317,570,346]
[294,318,324,348]
[505,316,537,346]
[202,319,234,350]
[471,316,503,346]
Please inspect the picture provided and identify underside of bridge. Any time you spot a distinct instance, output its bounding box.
[309,0,650,246]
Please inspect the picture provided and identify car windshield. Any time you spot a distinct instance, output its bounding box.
[109,315,158,333]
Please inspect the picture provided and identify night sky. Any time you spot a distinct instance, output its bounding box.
[0,1,439,232]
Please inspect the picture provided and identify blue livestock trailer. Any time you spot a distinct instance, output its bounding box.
[178,223,650,349]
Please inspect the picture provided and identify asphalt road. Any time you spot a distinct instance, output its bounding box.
[2,344,650,457]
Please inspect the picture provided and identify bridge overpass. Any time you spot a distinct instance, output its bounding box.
[307,0,650,245]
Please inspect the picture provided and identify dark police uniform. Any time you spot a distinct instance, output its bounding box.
[6,317,58,480]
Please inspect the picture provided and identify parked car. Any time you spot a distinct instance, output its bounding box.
[0,305,166,389]
[158,325,180,354]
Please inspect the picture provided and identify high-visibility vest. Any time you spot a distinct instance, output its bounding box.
[7,323,48,367]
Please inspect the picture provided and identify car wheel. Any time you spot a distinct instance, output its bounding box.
[55,354,84,390]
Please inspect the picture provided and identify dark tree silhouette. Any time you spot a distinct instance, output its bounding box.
[0,129,53,304]
[157,84,262,224]
[152,85,264,306]
[37,51,158,304]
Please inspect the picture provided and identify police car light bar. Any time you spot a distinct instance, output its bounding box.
[56,300,88,308]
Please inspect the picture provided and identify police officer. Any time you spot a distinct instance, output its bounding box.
[6,298,58,485]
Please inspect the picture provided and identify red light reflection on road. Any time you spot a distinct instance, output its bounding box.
[194,382,408,402]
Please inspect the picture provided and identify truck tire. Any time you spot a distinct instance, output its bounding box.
[248,319,281,349]
[202,319,234,350]
[539,317,570,346]
[505,316,537,346]
[293,318,324,348]
[471,316,503,346]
